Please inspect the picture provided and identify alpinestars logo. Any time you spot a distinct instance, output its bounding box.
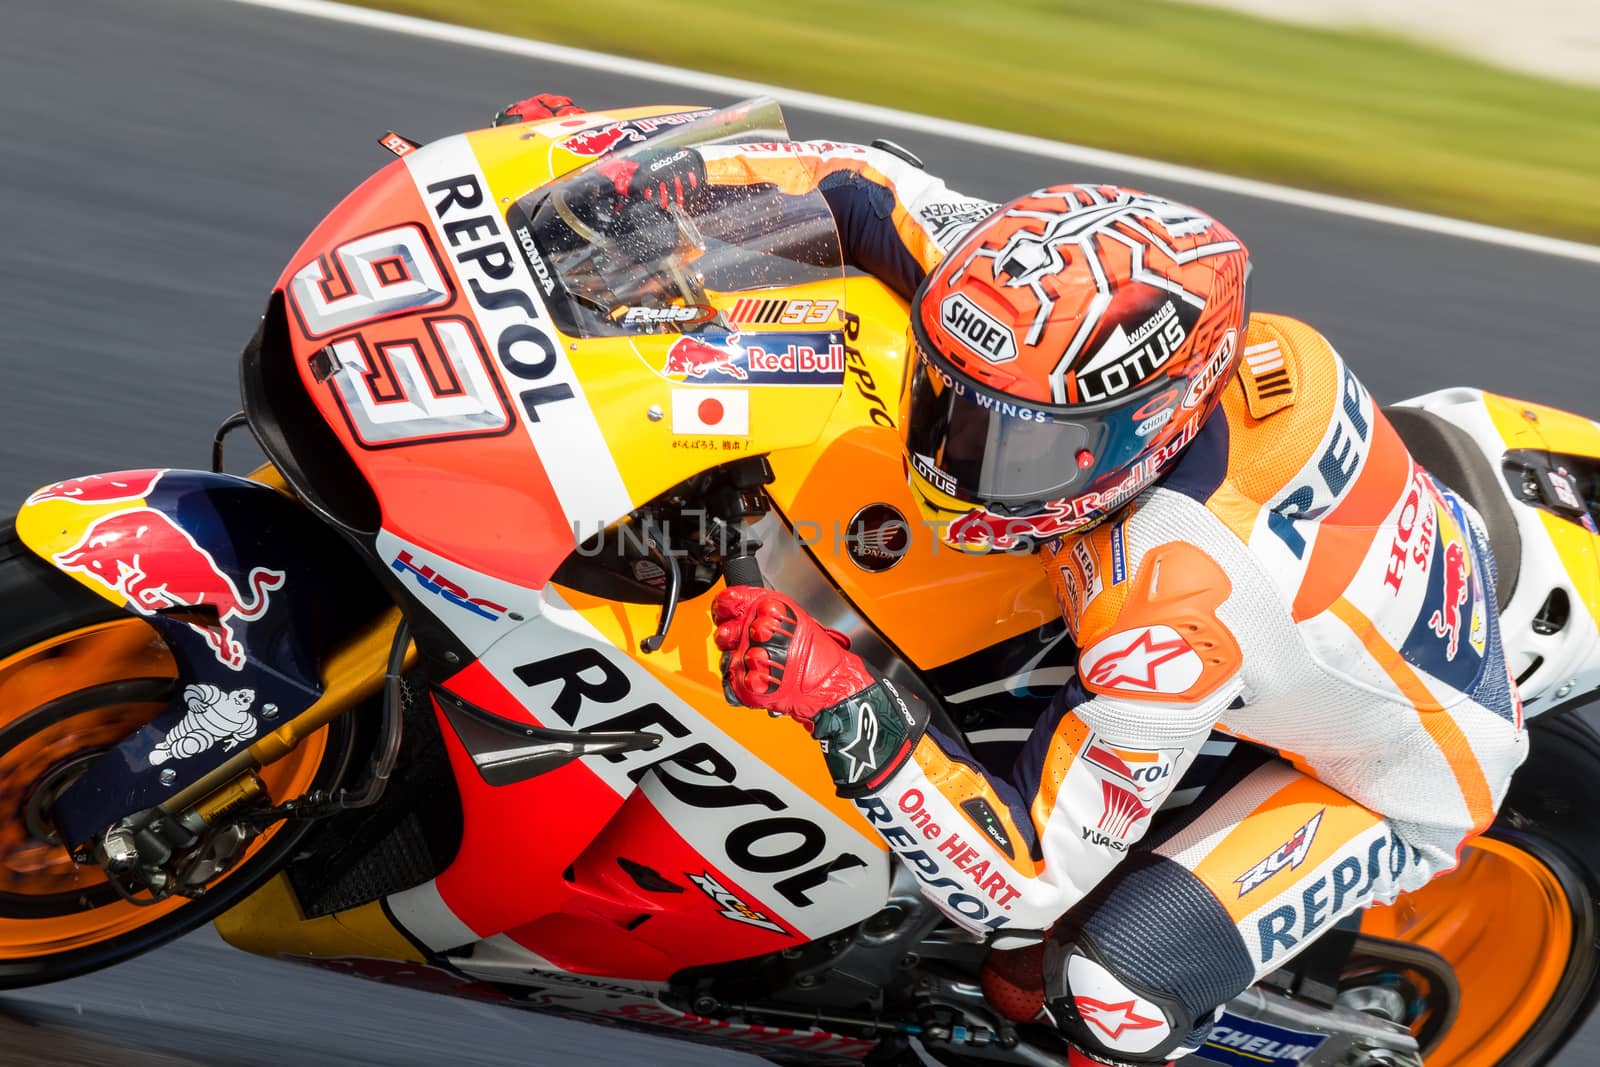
[830,699,880,784]
[1235,809,1325,897]
[1081,626,1203,695]
[1076,996,1164,1040]
[688,872,787,935]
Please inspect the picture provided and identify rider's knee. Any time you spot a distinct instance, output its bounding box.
[1042,854,1254,1062]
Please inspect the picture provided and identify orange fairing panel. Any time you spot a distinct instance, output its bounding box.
[273,109,850,589]
[765,281,1060,670]
[275,146,598,588]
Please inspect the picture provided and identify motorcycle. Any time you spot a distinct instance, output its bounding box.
[3,97,1600,1067]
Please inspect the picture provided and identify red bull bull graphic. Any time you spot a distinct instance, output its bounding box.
[54,509,285,671]
[944,501,1079,553]
[557,110,715,157]
[663,335,748,381]
[660,332,847,387]
[1430,540,1470,661]
[26,469,164,505]
[561,124,643,158]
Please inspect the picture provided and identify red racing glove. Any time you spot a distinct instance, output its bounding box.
[713,587,927,795]
[595,147,708,212]
[492,93,584,126]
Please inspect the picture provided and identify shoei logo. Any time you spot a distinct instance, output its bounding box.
[941,293,1017,364]
[1182,328,1237,409]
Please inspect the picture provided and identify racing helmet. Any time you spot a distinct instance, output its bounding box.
[902,184,1250,551]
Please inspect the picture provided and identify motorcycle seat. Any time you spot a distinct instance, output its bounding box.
[1384,405,1520,611]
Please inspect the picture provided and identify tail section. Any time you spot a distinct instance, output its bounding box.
[1390,388,1600,717]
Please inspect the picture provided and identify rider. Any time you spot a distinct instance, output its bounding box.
[500,95,1528,1066]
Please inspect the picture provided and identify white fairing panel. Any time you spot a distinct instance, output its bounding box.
[474,590,890,940]
[1396,388,1600,715]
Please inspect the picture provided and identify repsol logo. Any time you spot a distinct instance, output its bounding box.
[855,788,1018,931]
[941,293,1017,363]
[1265,359,1373,558]
[426,173,574,422]
[513,648,867,909]
[842,312,894,428]
[1255,826,1426,964]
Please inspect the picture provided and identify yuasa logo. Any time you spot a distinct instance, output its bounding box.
[940,293,1017,363]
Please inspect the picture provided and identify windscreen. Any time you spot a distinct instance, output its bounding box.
[507,98,846,340]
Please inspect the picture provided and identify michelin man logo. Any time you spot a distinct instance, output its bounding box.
[149,684,260,765]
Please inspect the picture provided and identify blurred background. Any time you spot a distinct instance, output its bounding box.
[2,0,1598,1064]
[359,0,1600,240]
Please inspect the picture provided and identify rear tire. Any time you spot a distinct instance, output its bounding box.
[1488,707,1600,1067]
[0,522,356,989]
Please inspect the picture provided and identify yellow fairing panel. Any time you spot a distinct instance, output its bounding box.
[1482,393,1600,626]
[467,112,855,515]
[767,278,1061,670]
[15,496,151,608]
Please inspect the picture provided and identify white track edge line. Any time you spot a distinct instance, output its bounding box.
[222,0,1600,266]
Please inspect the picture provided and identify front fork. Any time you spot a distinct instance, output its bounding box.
[87,611,405,902]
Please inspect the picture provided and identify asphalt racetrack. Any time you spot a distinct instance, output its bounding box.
[4,1,1600,1064]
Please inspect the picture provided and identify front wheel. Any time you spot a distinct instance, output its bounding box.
[0,522,355,988]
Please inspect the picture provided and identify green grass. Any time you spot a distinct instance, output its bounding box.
[363,0,1600,243]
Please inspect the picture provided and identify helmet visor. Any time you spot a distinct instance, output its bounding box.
[902,344,1165,510]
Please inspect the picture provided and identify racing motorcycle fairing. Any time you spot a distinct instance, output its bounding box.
[262,98,851,595]
[378,574,891,979]
[1395,388,1600,716]
[14,468,378,844]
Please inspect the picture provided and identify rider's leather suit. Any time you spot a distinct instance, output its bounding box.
[698,139,1527,1063]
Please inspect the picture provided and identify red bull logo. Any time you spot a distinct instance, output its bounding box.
[54,509,285,671]
[559,124,645,157]
[556,110,713,156]
[27,469,164,505]
[745,342,846,377]
[946,501,1078,552]
[1429,540,1470,661]
[662,336,748,381]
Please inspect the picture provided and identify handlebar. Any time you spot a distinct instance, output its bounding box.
[722,552,766,589]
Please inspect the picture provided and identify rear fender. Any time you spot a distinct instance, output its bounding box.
[15,468,373,844]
